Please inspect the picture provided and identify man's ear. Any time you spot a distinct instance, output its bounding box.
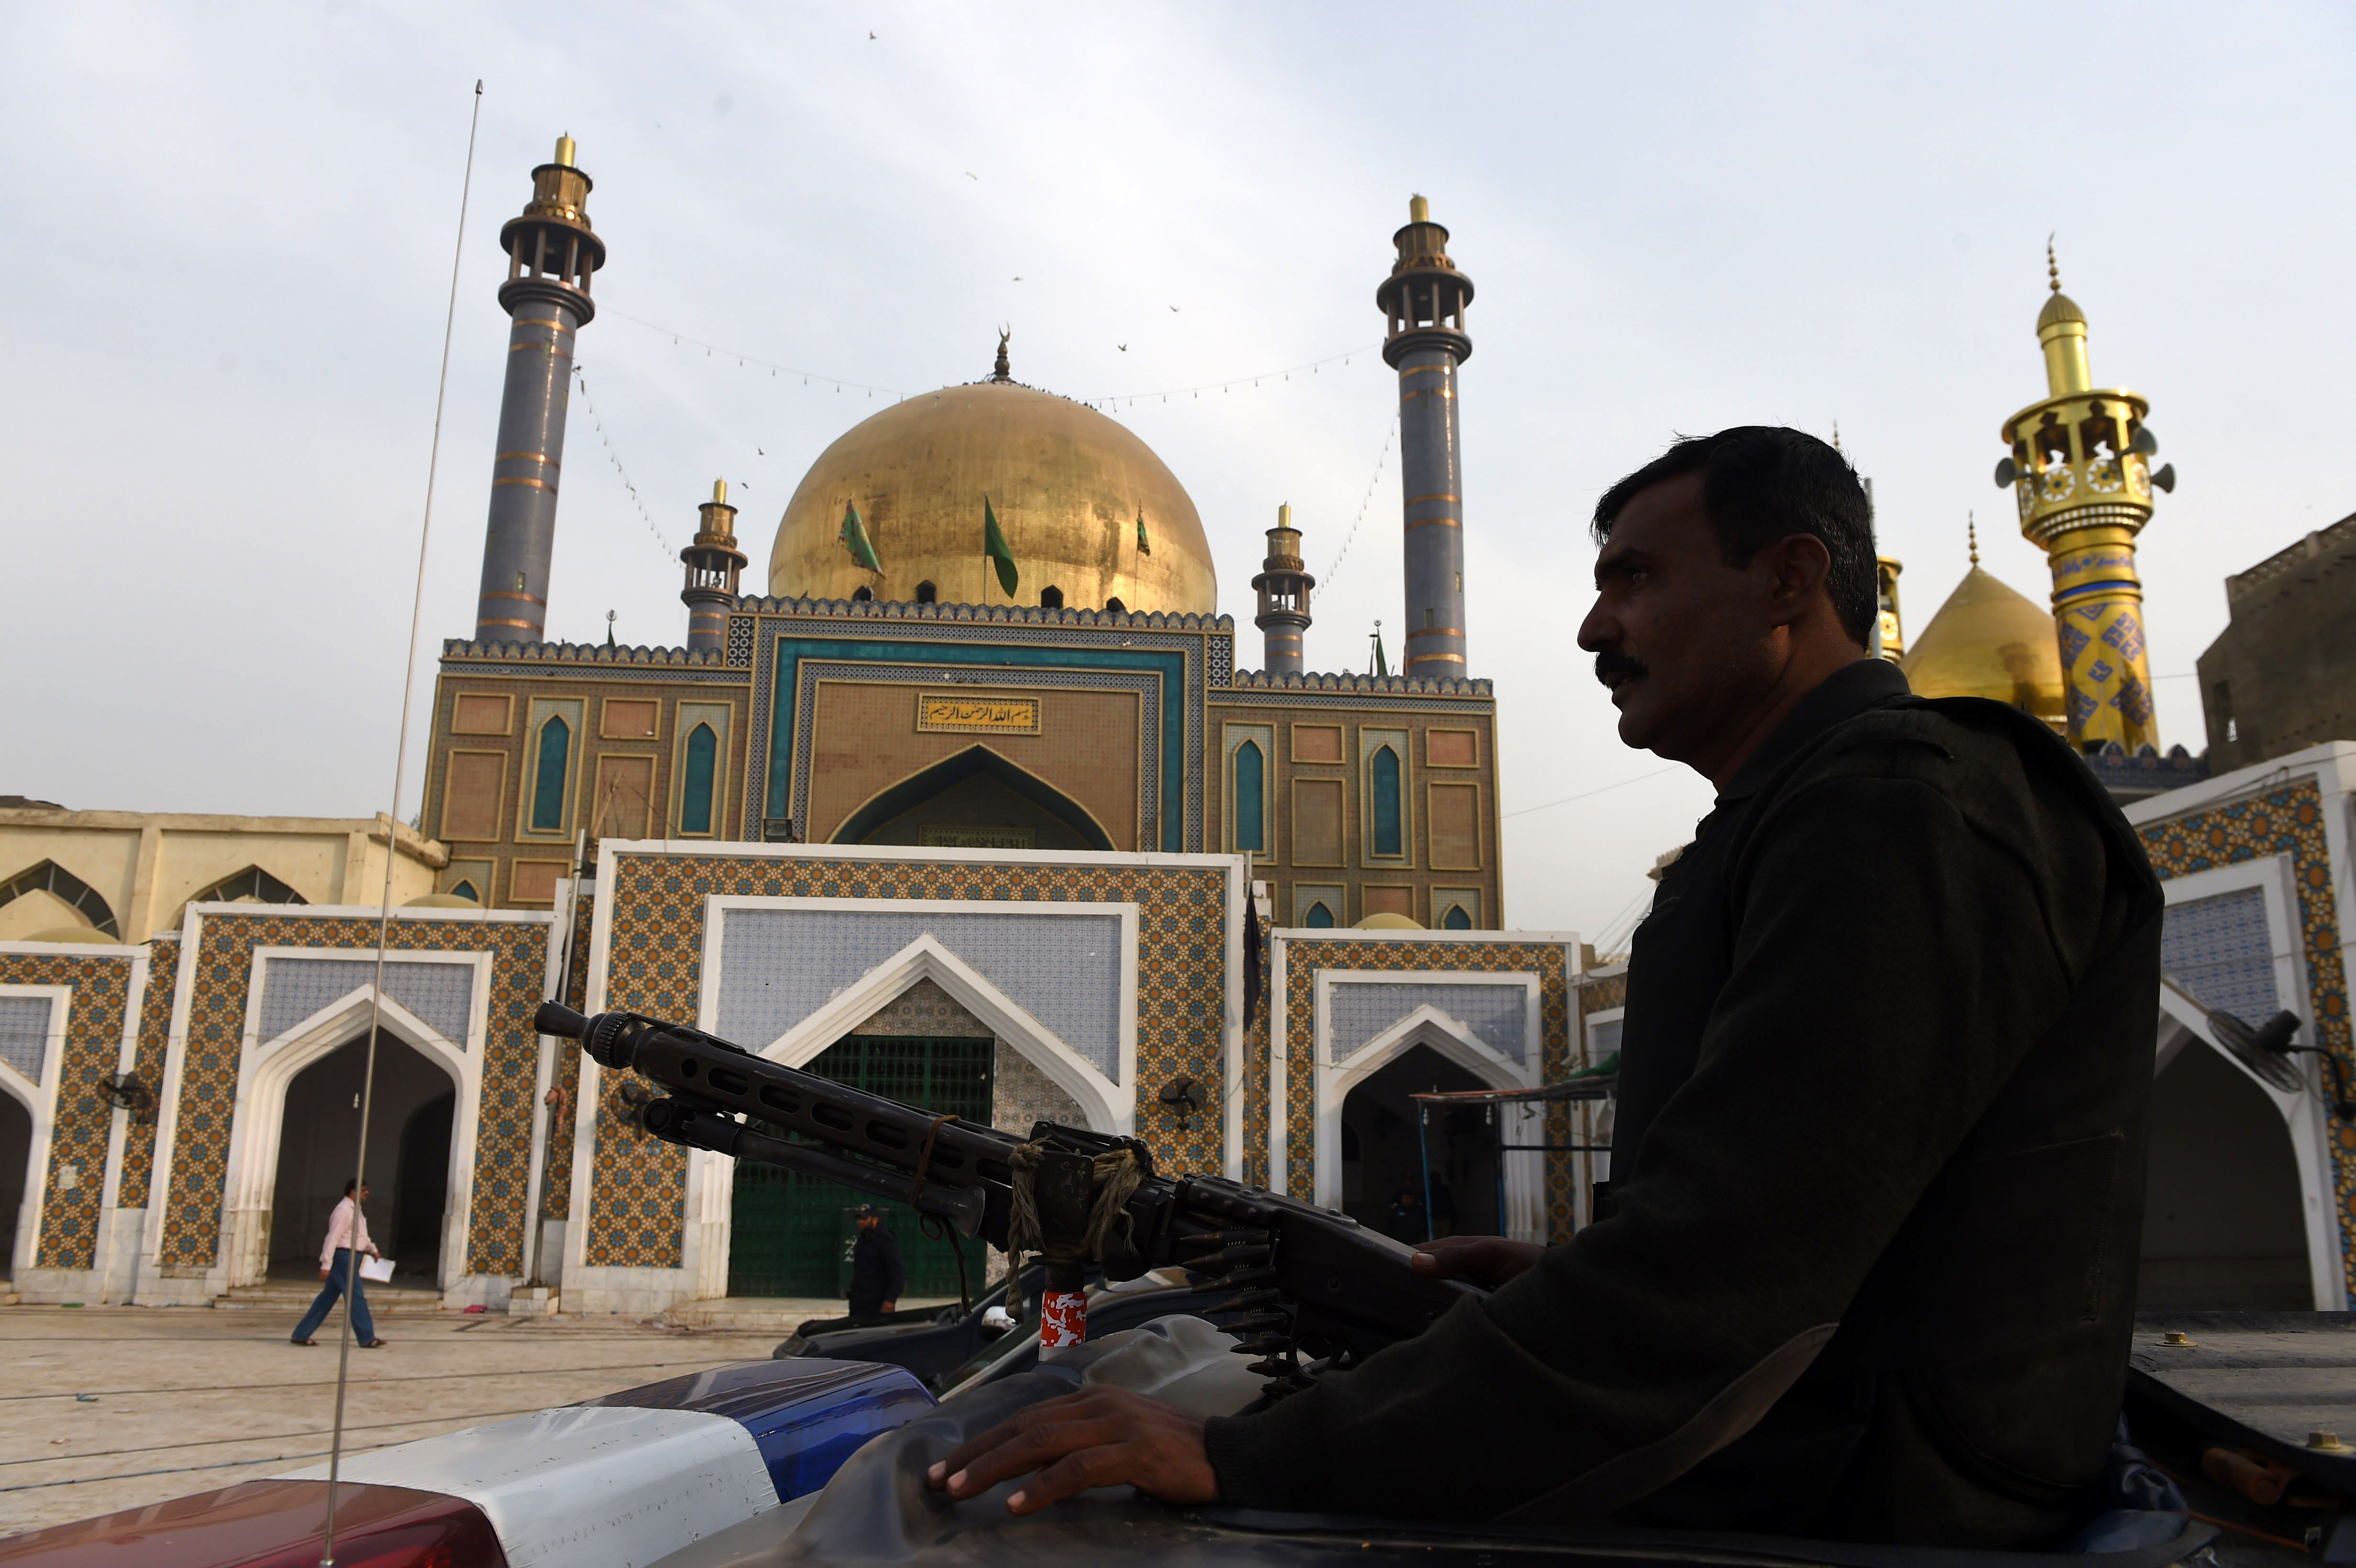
[1763,534,1833,626]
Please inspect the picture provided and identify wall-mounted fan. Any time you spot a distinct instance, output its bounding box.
[103,1071,154,1119]
[2204,1007,2353,1115]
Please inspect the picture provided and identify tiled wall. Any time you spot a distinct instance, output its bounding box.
[1,948,132,1268]
[582,850,1234,1269]
[2137,779,2356,1296]
[154,910,552,1277]
[1275,936,1571,1213]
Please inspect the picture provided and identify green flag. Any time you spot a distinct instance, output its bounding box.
[983,494,1019,596]
[839,501,882,574]
[1135,507,1151,556]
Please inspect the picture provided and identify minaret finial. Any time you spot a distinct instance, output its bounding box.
[2047,233,2061,294]
[1831,419,1841,452]
[1968,512,1979,566]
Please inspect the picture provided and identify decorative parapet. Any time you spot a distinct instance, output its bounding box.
[727,596,1236,633]
[2227,511,2356,611]
[2082,740,2209,804]
[439,639,729,667]
[1226,668,1494,698]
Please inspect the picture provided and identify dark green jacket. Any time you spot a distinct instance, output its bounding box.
[1206,659,2163,1545]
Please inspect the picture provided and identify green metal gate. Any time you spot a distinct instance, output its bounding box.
[728,1036,993,1300]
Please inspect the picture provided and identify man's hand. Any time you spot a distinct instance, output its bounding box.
[319,1267,330,1282]
[925,1386,1216,1514]
[881,1298,897,1314]
[1409,1233,1544,1287]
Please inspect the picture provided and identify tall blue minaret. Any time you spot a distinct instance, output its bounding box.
[1376,196,1473,677]
[474,135,605,644]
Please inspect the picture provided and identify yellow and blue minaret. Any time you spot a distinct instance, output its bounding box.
[1996,243,2177,752]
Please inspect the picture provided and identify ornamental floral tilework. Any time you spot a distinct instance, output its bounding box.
[155,912,553,1277]
[2137,779,2356,1296]
[584,852,1235,1270]
[1276,938,1571,1224]
[3,950,131,1269]
[115,934,178,1210]
[539,894,596,1222]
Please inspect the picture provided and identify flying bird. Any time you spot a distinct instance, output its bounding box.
[869,30,877,38]
[757,446,764,455]
[1168,305,1179,312]
[965,171,978,180]
[1117,343,1127,351]
[1013,275,1023,282]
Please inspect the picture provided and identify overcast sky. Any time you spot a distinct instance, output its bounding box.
[5,3,2351,944]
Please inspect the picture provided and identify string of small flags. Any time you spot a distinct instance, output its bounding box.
[1319,419,1396,590]
[1084,344,1382,410]
[571,362,678,562]
[602,306,1375,414]
[607,309,907,399]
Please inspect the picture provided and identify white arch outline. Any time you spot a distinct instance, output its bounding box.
[214,984,480,1294]
[0,986,68,1280]
[677,931,1133,1301]
[1313,997,1543,1243]
[2155,979,2345,1310]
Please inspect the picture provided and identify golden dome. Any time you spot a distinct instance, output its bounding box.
[2037,290,2087,333]
[1899,565,2065,725]
[767,378,1216,612]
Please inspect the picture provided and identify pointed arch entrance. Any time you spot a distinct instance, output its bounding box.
[832,746,1115,850]
[1315,1003,1544,1243]
[269,1033,456,1286]
[217,982,483,1294]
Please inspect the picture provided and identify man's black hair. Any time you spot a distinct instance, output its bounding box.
[344,1177,360,1196]
[1592,426,1877,646]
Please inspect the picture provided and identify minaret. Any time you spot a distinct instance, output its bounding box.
[474,135,606,644]
[1874,556,1905,663]
[1251,503,1315,673]
[680,479,746,652]
[1994,242,2177,752]
[1376,196,1473,677]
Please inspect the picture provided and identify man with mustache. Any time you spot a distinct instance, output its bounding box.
[929,426,2162,1546]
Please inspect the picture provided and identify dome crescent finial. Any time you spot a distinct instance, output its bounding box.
[2047,233,2061,294]
[1968,512,1979,566]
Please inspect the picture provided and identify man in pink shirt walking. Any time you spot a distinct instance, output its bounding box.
[291,1178,387,1349]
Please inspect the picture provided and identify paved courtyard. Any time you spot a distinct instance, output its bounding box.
[0,1301,844,1534]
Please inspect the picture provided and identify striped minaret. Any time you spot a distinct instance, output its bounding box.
[474,135,606,644]
[1376,196,1474,677]
[680,480,746,652]
[1251,503,1314,673]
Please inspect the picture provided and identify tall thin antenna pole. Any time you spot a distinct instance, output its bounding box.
[320,77,483,1568]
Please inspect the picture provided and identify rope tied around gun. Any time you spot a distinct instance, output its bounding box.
[1004,1140,1145,1278]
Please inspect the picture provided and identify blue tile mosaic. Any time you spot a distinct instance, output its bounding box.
[716,907,1124,1078]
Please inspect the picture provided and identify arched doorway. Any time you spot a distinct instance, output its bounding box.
[832,747,1114,850]
[269,1033,457,1286]
[0,1089,30,1278]
[2140,1039,2313,1310]
[1339,1045,1497,1242]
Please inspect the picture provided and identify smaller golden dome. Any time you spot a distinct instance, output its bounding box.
[24,926,116,945]
[404,893,482,909]
[1899,565,2064,726]
[1355,912,1426,931]
[2038,291,2087,333]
